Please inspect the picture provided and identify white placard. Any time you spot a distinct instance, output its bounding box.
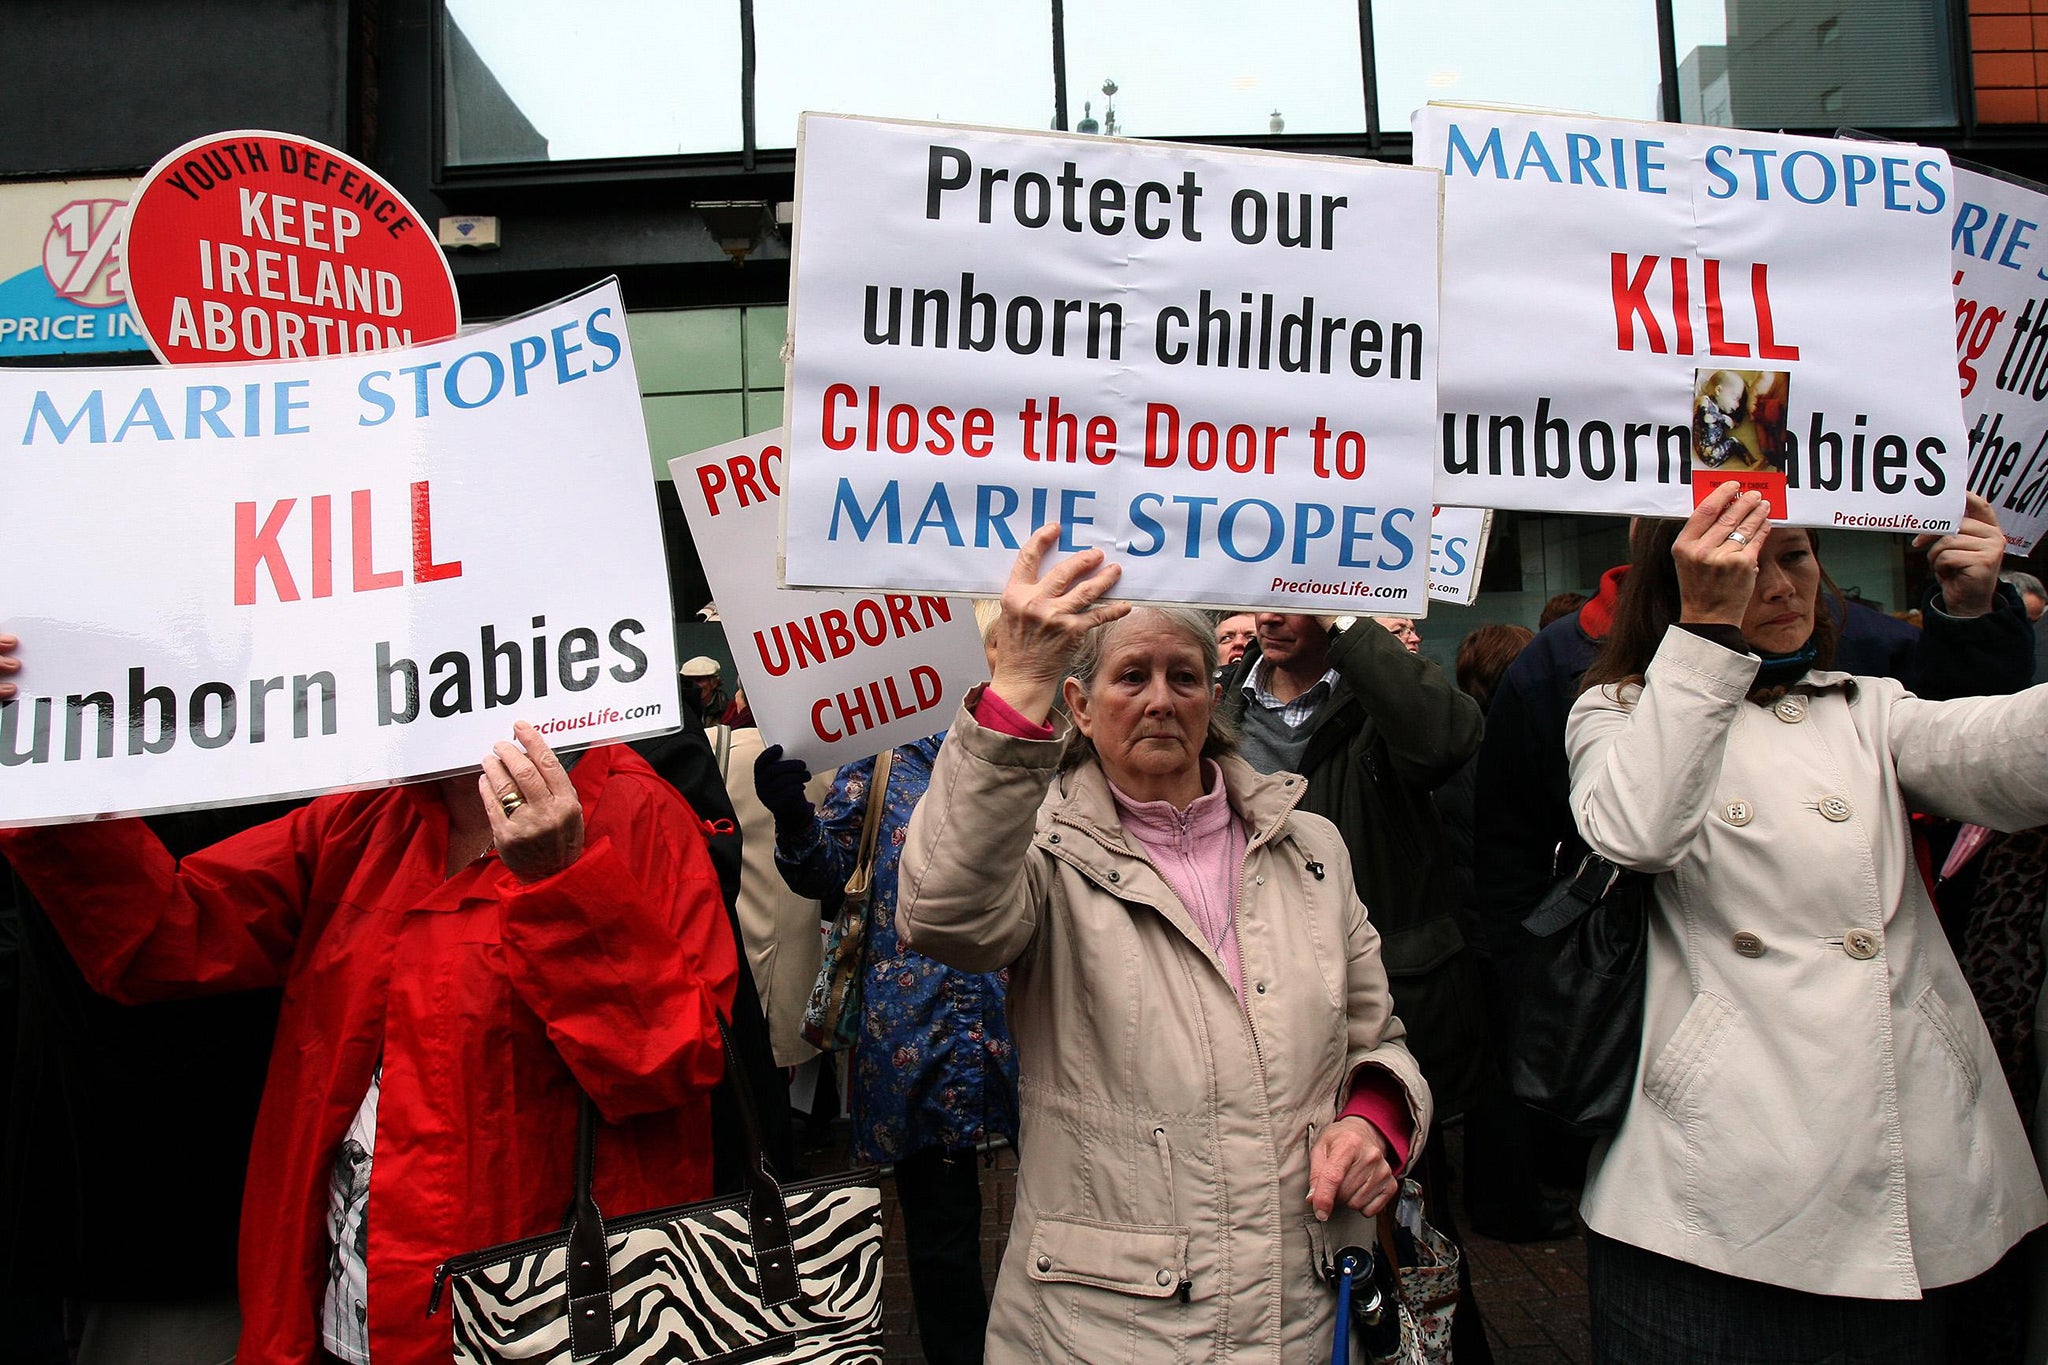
[782,114,1443,614]
[670,430,990,771]
[1416,105,1969,534]
[1952,163,2048,552]
[1426,506,1493,605]
[0,281,678,827]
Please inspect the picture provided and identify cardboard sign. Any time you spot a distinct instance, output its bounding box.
[781,114,1443,614]
[0,177,151,359]
[1415,105,1969,535]
[0,281,676,828]
[670,430,990,771]
[1426,506,1493,605]
[124,130,459,364]
[1952,163,2048,552]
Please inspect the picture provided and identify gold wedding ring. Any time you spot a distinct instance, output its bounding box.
[498,788,525,817]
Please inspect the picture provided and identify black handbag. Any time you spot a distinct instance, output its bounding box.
[428,1017,883,1363]
[1506,852,1650,1136]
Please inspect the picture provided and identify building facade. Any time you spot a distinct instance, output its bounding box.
[3,0,2041,660]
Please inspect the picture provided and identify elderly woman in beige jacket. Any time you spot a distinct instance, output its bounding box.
[1568,485,2048,1363]
[894,527,1431,1363]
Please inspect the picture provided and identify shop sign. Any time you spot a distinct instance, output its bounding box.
[0,177,150,360]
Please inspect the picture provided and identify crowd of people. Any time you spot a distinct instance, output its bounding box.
[3,488,2048,1365]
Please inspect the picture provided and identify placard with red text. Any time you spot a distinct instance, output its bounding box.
[671,430,989,771]
[1952,162,2048,553]
[0,280,676,827]
[781,114,1442,615]
[125,129,459,365]
[1414,105,1968,533]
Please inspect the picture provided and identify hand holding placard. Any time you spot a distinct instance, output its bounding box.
[1912,491,2005,619]
[753,745,818,841]
[1674,485,1771,627]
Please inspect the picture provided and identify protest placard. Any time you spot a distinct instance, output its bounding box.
[0,280,676,827]
[124,130,460,364]
[1426,506,1492,605]
[670,430,990,771]
[781,114,1443,615]
[1952,162,2048,552]
[1414,105,1968,534]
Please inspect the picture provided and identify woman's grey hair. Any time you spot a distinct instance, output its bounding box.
[1058,606,1239,771]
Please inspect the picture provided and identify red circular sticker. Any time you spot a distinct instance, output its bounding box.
[124,130,460,365]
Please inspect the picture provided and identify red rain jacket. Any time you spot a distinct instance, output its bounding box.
[0,744,736,1364]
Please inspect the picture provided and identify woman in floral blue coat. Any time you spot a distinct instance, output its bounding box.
[757,732,1019,1365]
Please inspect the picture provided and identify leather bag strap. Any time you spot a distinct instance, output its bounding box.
[1521,851,1627,938]
[563,1014,802,1359]
[842,749,892,901]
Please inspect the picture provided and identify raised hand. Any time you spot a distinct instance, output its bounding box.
[988,524,1130,725]
[479,721,586,883]
[752,743,817,841]
[1673,485,1771,627]
[1913,492,2005,619]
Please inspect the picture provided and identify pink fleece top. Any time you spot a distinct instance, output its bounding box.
[970,688,1412,1169]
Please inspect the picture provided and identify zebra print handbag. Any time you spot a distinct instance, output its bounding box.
[429,1018,884,1363]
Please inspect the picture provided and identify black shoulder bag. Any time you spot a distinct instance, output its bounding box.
[1505,852,1650,1136]
[428,1016,883,1363]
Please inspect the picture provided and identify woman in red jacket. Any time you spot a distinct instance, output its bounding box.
[0,634,737,1365]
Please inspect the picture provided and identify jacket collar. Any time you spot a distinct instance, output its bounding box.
[1043,748,1305,854]
[1037,749,1308,987]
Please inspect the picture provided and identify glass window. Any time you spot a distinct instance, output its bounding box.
[628,310,744,393]
[754,1,1056,151]
[443,0,743,165]
[1672,0,1955,128]
[633,306,785,480]
[1375,0,1663,129]
[1061,0,1363,139]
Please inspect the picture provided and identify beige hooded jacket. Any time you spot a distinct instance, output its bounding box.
[896,701,1431,1362]
[1568,627,2048,1298]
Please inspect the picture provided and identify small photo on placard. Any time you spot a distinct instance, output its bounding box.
[1690,368,1791,476]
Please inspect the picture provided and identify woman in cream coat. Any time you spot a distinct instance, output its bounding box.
[895,528,1431,1363]
[1568,486,2048,1362]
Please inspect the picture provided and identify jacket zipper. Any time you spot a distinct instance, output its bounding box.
[1152,1126,1193,1303]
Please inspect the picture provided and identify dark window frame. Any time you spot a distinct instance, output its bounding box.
[427,0,2031,192]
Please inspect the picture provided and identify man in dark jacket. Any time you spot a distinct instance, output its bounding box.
[1221,611,1491,1360]
[1220,614,1487,1120]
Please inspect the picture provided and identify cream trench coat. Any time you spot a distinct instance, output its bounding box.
[1568,627,2048,1298]
[896,701,1432,1363]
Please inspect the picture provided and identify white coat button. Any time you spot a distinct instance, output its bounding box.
[1844,928,1880,960]
[1156,1268,1173,1286]
[1723,800,1753,827]
[1037,1255,1052,1272]
[1732,932,1764,958]
[1774,696,1808,723]
[1254,875,1265,886]
[1819,795,1852,822]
